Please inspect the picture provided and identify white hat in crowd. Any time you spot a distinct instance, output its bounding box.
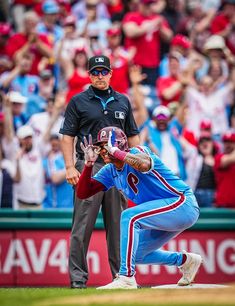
[16,125,34,139]
[203,35,225,52]
[152,105,171,120]
[8,91,28,104]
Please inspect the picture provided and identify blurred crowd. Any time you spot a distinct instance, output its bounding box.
[0,0,235,209]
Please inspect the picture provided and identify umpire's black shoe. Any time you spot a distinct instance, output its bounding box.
[71,281,87,289]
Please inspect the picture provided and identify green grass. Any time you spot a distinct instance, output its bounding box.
[0,288,84,306]
[0,287,234,306]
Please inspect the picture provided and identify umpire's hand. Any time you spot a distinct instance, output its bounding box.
[66,166,81,185]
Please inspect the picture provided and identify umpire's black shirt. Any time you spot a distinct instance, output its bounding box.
[59,85,139,159]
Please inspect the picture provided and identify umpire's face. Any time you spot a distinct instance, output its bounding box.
[89,68,113,90]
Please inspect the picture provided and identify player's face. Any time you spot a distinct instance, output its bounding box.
[99,142,116,164]
[98,143,125,169]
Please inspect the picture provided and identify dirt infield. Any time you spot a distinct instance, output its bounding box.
[38,285,235,306]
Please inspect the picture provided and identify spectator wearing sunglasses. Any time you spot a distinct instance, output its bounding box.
[59,54,139,289]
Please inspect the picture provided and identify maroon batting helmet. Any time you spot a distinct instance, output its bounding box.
[94,126,128,151]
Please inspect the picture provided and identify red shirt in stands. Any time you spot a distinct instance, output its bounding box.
[123,12,169,68]
[156,76,182,106]
[214,153,235,208]
[66,70,90,103]
[6,33,52,75]
[110,54,129,94]
[211,13,235,54]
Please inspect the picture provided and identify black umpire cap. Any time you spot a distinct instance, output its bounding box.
[88,55,111,72]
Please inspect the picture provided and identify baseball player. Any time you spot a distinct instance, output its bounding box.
[76,126,203,289]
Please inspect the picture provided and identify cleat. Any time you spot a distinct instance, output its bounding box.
[70,281,87,289]
[96,275,138,290]
[177,250,202,286]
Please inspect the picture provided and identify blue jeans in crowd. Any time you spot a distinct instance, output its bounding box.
[194,189,215,208]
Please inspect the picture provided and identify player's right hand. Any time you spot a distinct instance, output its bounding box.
[66,166,80,185]
[80,135,99,166]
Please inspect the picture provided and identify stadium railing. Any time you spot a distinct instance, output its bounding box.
[0,208,235,230]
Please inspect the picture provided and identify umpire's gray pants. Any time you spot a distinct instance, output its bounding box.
[69,160,127,284]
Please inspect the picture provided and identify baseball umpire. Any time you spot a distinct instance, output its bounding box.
[59,55,139,288]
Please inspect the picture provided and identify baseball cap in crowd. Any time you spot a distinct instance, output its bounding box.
[107,27,121,37]
[8,91,28,104]
[88,55,111,72]
[200,119,212,130]
[222,131,235,143]
[39,69,53,80]
[171,34,192,49]
[63,14,76,26]
[42,0,60,14]
[203,35,225,52]
[74,46,87,55]
[0,22,11,36]
[16,125,34,139]
[152,105,171,120]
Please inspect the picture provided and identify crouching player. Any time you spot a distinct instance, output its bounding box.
[76,126,202,289]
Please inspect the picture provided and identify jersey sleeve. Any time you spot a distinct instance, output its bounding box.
[93,164,115,190]
[59,97,80,136]
[76,165,105,199]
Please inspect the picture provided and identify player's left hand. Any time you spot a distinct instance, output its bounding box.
[104,130,119,156]
[80,135,99,166]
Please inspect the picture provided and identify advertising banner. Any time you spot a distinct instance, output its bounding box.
[0,230,234,286]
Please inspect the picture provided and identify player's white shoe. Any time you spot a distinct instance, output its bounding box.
[177,251,203,286]
[96,275,138,290]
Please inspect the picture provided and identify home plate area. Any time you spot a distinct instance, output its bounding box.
[151,284,229,289]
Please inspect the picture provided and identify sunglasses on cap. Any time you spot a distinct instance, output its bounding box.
[90,69,110,76]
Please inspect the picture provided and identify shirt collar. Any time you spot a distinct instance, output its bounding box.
[87,85,118,100]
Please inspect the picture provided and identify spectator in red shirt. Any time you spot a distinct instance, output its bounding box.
[0,22,12,57]
[105,27,131,94]
[6,11,53,76]
[122,0,173,86]
[214,131,235,208]
[156,51,187,106]
[58,46,90,103]
[210,0,235,54]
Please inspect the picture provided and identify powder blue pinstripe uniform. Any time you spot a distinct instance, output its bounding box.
[94,146,200,277]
